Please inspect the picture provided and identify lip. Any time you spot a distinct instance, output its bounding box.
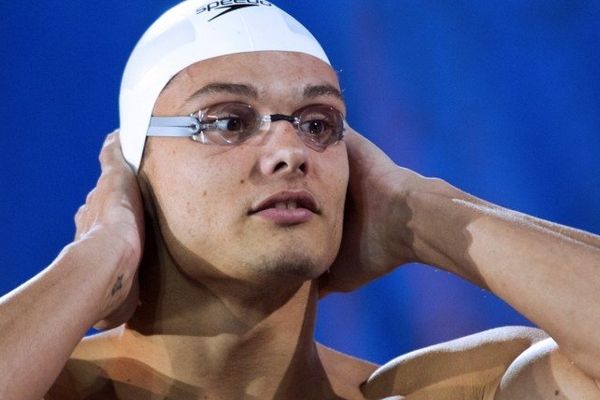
[249,190,320,225]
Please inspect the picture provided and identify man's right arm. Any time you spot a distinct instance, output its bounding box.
[0,132,143,400]
[0,238,125,400]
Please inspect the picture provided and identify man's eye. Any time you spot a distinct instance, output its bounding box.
[216,116,245,132]
[297,105,344,142]
[200,115,248,132]
[195,102,258,145]
[301,119,330,135]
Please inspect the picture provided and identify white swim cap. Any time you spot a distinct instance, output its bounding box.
[119,0,331,172]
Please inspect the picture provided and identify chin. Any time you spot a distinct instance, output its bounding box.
[235,228,339,281]
[249,250,330,281]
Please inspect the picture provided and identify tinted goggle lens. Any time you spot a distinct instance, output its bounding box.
[196,103,260,145]
[194,102,345,150]
[295,104,345,150]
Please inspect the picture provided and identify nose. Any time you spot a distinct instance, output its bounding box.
[258,119,308,177]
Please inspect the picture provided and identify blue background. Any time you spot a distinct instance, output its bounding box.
[1,1,599,365]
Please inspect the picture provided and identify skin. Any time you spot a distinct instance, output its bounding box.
[1,51,599,399]
[143,51,348,297]
[54,52,370,399]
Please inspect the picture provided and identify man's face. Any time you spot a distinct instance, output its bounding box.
[140,51,349,287]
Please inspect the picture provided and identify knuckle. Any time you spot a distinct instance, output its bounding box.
[102,168,133,190]
[99,134,126,169]
[99,148,112,165]
[105,131,118,144]
[98,172,120,192]
[85,189,96,204]
[75,204,86,218]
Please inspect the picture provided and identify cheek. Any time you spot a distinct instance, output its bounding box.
[314,146,350,259]
[143,139,349,273]
[169,178,244,236]
[147,145,252,265]
[326,145,350,219]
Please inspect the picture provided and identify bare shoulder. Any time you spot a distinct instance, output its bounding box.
[317,343,379,400]
[45,328,207,400]
[495,337,600,399]
[361,326,549,399]
[45,327,125,399]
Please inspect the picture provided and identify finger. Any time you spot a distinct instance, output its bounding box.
[74,204,87,240]
[344,124,357,134]
[98,135,138,195]
[99,130,131,173]
[74,207,94,241]
[85,188,97,205]
[343,127,376,150]
[344,128,398,170]
[74,204,86,221]
[99,131,123,165]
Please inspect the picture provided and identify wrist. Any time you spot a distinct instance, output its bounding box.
[65,231,136,322]
[392,174,450,257]
[48,241,113,327]
[404,178,484,281]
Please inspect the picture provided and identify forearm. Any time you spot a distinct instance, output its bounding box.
[407,179,600,378]
[0,242,107,400]
[507,207,600,249]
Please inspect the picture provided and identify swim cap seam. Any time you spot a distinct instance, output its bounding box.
[240,14,256,51]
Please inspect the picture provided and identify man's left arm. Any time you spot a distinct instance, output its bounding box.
[406,177,600,380]
[325,129,600,383]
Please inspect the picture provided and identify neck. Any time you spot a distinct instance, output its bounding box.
[124,229,338,399]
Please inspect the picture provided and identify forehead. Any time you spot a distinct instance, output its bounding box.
[155,51,340,111]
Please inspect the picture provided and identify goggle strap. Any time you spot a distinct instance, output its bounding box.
[148,116,200,136]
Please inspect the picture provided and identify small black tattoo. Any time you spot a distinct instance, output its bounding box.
[111,274,124,296]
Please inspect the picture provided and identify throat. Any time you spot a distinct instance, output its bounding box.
[119,228,338,398]
[118,307,339,399]
[123,276,336,398]
[99,340,341,400]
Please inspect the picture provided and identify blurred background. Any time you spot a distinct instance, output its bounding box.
[1,1,599,365]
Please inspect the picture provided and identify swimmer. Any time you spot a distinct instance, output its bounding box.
[1,1,599,399]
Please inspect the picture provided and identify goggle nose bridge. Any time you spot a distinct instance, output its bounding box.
[261,113,300,127]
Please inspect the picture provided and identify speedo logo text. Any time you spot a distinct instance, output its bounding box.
[196,0,273,22]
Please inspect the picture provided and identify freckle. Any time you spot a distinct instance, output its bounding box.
[203,190,207,197]
[555,390,560,396]
[240,179,245,184]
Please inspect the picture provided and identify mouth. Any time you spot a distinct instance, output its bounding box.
[249,190,320,224]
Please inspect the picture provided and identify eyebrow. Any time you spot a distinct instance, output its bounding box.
[184,82,344,104]
[186,83,259,103]
[303,84,344,101]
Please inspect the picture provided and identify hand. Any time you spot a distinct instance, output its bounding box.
[73,131,144,329]
[319,128,432,294]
